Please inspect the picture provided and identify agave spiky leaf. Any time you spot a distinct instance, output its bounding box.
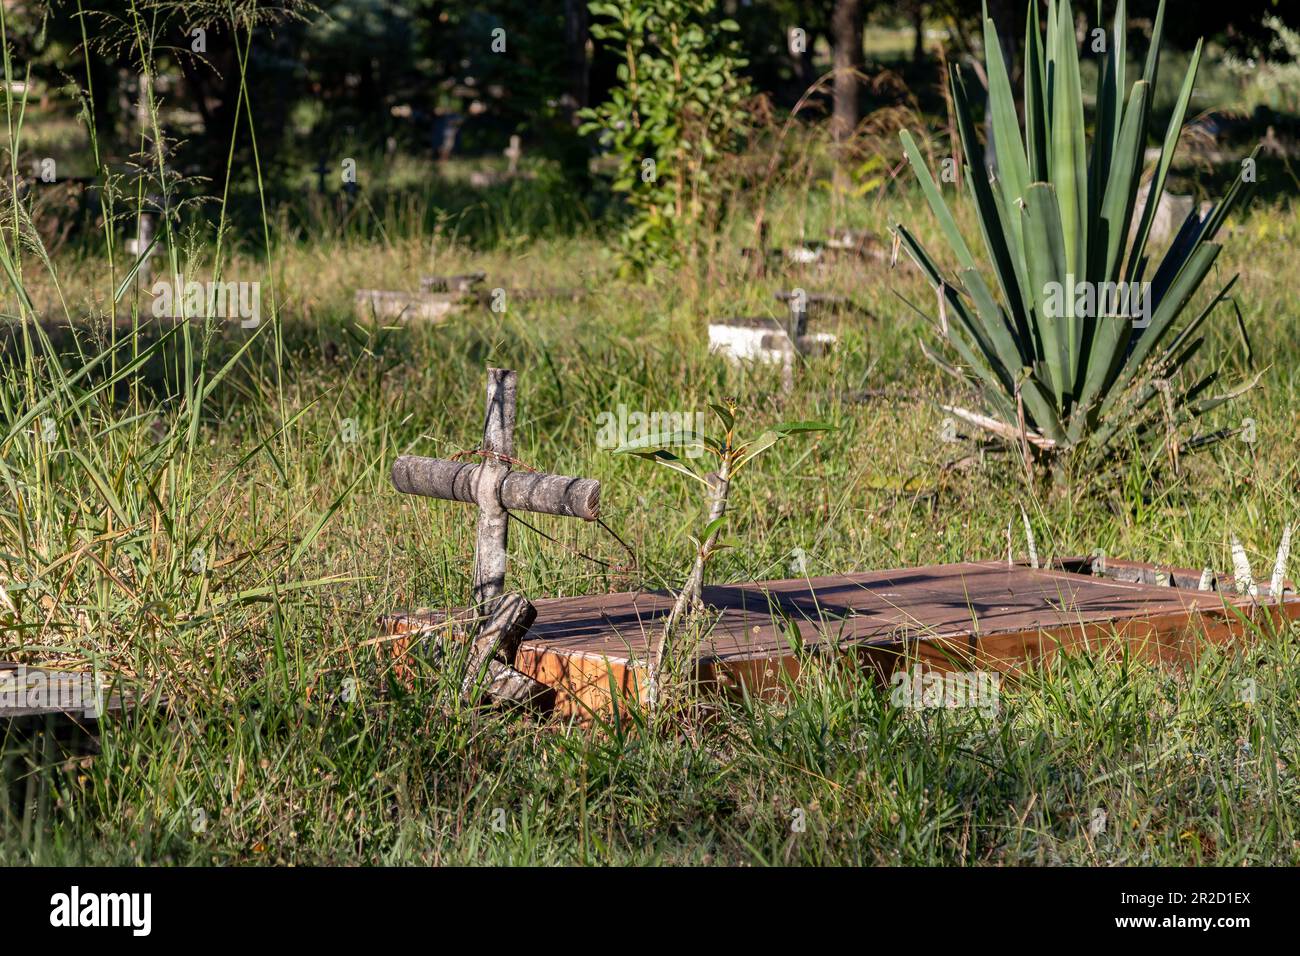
[893,0,1259,469]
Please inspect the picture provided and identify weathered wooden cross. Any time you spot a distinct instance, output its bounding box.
[504,135,522,176]
[390,367,602,702]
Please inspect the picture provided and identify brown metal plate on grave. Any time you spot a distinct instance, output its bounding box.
[389,559,1300,719]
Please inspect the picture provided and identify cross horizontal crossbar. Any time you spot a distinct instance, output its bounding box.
[392,455,601,521]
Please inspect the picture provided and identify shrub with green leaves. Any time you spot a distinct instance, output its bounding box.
[579,0,753,271]
[894,0,1260,474]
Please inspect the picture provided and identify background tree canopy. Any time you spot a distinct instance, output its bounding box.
[12,0,1293,209]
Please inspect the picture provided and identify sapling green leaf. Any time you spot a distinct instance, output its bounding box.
[731,430,781,473]
[772,421,835,435]
[612,429,706,456]
[701,514,727,541]
[113,234,161,304]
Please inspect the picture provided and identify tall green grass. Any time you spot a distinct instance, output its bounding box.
[0,3,1297,864]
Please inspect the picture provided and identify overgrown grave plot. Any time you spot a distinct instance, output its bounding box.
[708,289,847,391]
[389,556,1300,720]
[354,271,486,324]
[825,228,891,262]
[741,227,891,276]
[354,271,587,323]
[381,368,1300,721]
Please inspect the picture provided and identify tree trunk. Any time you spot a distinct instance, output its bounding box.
[830,0,864,146]
[87,54,117,151]
[789,26,817,96]
[912,2,926,66]
[554,0,593,189]
[176,27,241,179]
[563,0,590,125]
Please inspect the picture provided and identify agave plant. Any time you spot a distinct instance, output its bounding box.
[894,0,1259,472]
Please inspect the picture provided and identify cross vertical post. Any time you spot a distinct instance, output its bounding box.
[504,135,522,176]
[126,204,157,286]
[785,289,808,343]
[473,368,516,607]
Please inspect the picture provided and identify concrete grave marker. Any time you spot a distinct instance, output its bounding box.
[504,135,522,176]
[356,271,586,323]
[708,290,837,390]
[124,200,159,285]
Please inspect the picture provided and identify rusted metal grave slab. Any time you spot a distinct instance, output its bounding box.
[389,558,1300,718]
